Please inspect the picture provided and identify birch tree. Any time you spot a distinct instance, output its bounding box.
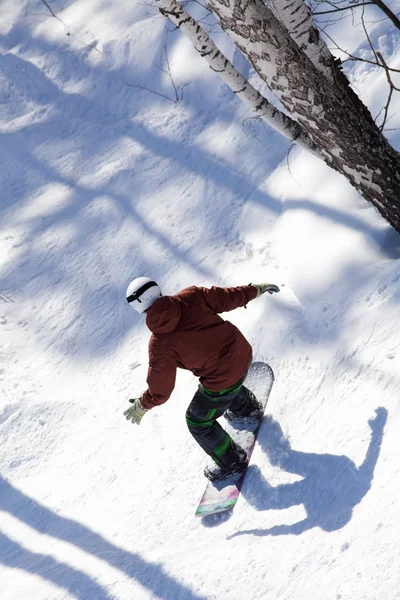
[155,0,400,232]
[156,0,319,150]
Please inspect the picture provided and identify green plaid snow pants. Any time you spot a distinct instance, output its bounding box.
[185,374,251,467]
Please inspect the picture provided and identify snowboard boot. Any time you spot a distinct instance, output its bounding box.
[224,389,264,423]
[204,442,248,482]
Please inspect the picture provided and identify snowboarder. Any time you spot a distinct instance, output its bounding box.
[123,277,280,481]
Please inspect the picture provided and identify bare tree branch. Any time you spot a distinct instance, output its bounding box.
[323,29,400,74]
[314,2,374,14]
[40,0,59,20]
[361,4,379,64]
[371,0,400,30]
[312,0,400,29]
[376,51,400,130]
[160,38,180,102]
[39,0,101,53]
[121,79,179,103]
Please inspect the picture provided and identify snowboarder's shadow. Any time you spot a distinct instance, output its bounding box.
[230,407,387,538]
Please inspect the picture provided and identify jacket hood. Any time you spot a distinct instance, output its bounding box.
[146,296,182,334]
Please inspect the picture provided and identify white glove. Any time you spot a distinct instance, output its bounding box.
[123,398,148,425]
[252,283,280,297]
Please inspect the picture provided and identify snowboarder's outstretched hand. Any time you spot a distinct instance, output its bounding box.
[253,283,280,297]
[124,397,148,425]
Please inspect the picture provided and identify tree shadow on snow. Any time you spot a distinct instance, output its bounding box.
[1,12,399,368]
[229,407,387,538]
[0,531,115,600]
[0,476,207,600]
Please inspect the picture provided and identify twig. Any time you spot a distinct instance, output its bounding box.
[242,116,276,143]
[314,2,374,14]
[39,0,71,30]
[157,38,180,102]
[371,0,400,31]
[40,0,59,20]
[149,31,188,102]
[243,117,263,142]
[376,51,400,130]
[323,29,400,73]
[39,0,102,54]
[121,79,179,103]
[286,143,301,187]
[361,4,379,64]
[138,0,164,17]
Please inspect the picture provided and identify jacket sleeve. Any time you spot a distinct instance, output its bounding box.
[200,285,257,314]
[141,337,177,409]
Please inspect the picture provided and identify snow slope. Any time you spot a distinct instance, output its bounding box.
[1,1,400,599]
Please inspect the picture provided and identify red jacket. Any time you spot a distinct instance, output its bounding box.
[141,285,257,409]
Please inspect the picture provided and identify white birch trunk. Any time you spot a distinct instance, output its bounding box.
[155,0,318,152]
[202,0,400,231]
[268,0,335,82]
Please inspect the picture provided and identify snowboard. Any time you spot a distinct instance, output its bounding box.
[195,362,274,518]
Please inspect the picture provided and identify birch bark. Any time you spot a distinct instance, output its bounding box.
[155,0,318,152]
[203,0,400,231]
[269,0,366,98]
[268,0,335,82]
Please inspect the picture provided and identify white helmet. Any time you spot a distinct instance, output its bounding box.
[126,277,162,313]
